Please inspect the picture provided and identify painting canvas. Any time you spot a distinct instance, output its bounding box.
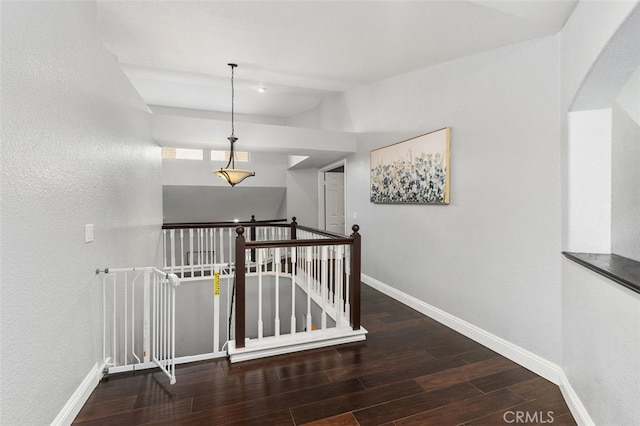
[370,127,450,204]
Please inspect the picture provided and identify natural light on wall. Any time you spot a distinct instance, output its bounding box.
[211,150,250,163]
[161,147,203,160]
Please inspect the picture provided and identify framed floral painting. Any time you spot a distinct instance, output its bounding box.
[370,127,450,204]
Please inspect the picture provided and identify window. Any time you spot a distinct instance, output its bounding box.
[210,150,250,163]
[161,147,203,160]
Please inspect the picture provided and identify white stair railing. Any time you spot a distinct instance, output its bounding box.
[158,218,364,363]
[229,223,365,362]
[97,267,180,384]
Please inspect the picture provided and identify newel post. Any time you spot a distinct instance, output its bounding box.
[250,215,256,262]
[234,226,246,349]
[290,216,298,240]
[350,224,361,330]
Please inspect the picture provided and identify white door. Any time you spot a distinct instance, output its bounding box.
[325,171,345,234]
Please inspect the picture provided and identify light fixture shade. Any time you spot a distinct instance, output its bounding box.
[213,168,256,187]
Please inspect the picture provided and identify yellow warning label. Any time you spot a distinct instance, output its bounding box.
[214,272,220,295]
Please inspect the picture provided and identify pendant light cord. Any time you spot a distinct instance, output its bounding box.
[230,64,235,138]
[223,63,238,170]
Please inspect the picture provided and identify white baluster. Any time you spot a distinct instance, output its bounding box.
[321,246,328,330]
[143,269,150,364]
[170,280,176,383]
[345,245,351,319]
[189,229,194,278]
[162,230,167,270]
[199,228,204,276]
[336,245,344,327]
[213,268,220,353]
[290,246,297,334]
[151,272,156,366]
[219,228,224,264]
[112,274,117,366]
[228,228,233,266]
[209,228,214,277]
[170,229,176,273]
[275,247,281,338]
[306,246,313,332]
[328,246,334,306]
[179,229,184,278]
[213,228,217,264]
[258,248,263,340]
[124,272,128,366]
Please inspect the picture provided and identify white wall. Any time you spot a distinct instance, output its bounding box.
[562,259,640,423]
[0,2,162,424]
[612,68,640,261]
[162,152,289,222]
[163,152,289,187]
[338,35,563,365]
[560,2,640,425]
[566,109,612,253]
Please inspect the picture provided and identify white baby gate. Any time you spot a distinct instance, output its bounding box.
[97,267,180,384]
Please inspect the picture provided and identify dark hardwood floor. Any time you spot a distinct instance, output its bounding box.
[74,285,576,425]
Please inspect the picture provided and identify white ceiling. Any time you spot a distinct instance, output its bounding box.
[97,0,577,119]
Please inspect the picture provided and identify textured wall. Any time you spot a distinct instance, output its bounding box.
[562,259,640,423]
[565,109,612,253]
[340,35,562,364]
[612,68,640,261]
[0,2,162,424]
[560,2,640,425]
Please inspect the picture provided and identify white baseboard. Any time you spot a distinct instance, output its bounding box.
[361,274,561,383]
[361,274,597,424]
[52,361,105,426]
[558,371,595,426]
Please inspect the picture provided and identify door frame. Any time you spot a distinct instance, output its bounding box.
[318,159,347,234]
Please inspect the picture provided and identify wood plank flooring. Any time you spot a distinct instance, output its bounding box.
[74,285,575,425]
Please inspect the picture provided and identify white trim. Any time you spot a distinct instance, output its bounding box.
[228,326,367,363]
[318,158,347,233]
[175,352,228,365]
[361,274,594,423]
[361,273,561,384]
[52,361,106,426]
[559,371,595,426]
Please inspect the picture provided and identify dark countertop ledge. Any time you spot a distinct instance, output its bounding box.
[563,252,640,295]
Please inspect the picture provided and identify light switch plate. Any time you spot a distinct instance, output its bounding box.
[85,224,94,243]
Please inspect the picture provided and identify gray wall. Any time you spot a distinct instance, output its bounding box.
[612,67,640,261]
[286,168,320,228]
[163,185,287,223]
[339,35,563,364]
[0,2,162,424]
[162,151,293,224]
[561,2,640,425]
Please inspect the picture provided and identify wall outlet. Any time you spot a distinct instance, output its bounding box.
[85,224,94,243]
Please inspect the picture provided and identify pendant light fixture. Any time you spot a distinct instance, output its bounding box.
[213,63,255,186]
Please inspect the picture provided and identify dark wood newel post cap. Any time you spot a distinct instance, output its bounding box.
[236,226,245,237]
[352,224,360,234]
[292,217,297,224]
[251,215,255,221]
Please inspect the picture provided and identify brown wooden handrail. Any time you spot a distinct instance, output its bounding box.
[244,238,354,249]
[162,217,288,230]
[296,225,349,239]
